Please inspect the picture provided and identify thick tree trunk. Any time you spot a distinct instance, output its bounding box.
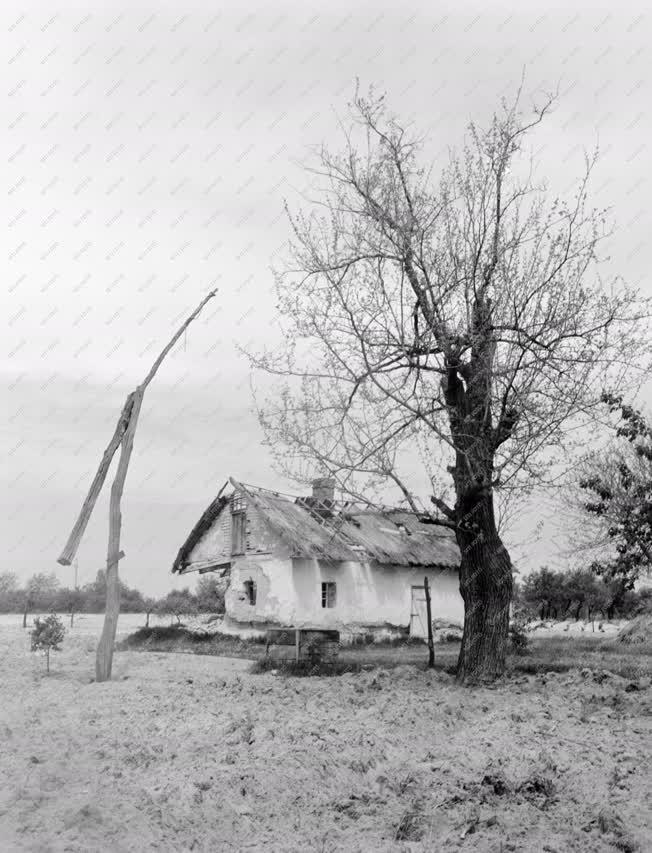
[455,491,513,683]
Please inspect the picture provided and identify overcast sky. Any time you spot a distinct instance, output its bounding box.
[3,1,651,595]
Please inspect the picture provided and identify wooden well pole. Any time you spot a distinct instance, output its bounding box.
[95,388,143,681]
[58,289,217,682]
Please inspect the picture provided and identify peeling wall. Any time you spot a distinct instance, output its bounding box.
[186,500,285,566]
[225,555,463,630]
[184,498,463,631]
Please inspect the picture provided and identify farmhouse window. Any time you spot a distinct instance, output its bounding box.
[243,579,256,606]
[321,581,336,608]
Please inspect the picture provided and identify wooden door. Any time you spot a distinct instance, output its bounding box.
[410,586,428,638]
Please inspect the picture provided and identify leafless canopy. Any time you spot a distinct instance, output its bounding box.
[253,87,649,521]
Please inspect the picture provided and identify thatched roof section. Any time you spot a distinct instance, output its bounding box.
[172,477,459,572]
[240,481,459,568]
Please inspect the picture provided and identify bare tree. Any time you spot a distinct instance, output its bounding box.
[143,597,157,628]
[22,572,60,628]
[252,87,649,682]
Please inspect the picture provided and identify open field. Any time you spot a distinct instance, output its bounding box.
[1,618,651,852]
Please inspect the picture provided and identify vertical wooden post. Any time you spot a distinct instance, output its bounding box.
[424,576,435,669]
[95,391,143,683]
[295,629,300,663]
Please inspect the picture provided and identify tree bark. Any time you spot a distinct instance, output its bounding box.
[455,491,513,683]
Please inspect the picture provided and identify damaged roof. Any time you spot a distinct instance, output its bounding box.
[172,478,459,574]
[171,487,230,575]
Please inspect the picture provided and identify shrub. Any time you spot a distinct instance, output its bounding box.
[438,631,462,644]
[509,610,530,655]
[31,613,65,673]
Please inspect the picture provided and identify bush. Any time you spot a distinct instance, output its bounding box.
[31,613,65,673]
[509,610,530,655]
[617,614,652,645]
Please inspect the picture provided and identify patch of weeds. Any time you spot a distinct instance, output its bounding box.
[331,793,375,820]
[386,771,418,796]
[367,635,424,648]
[519,772,556,801]
[579,695,599,723]
[395,799,426,841]
[349,757,376,774]
[437,631,461,643]
[582,808,641,853]
[241,712,255,745]
[123,625,185,645]
[481,772,511,796]
[518,753,558,808]
[509,611,530,655]
[116,625,266,658]
[251,658,363,677]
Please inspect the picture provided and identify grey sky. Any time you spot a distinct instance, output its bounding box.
[3,2,650,595]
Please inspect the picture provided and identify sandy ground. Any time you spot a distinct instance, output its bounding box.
[1,619,651,853]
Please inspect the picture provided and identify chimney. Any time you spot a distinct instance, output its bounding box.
[312,477,335,504]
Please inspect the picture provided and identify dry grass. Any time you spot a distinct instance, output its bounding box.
[1,622,651,852]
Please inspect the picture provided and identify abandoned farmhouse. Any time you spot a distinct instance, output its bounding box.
[172,478,463,640]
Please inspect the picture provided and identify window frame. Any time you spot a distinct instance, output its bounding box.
[243,579,256,606]
[231,509,247,556]
[321,581,337,609]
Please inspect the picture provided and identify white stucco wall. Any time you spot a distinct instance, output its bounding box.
[183,497,463,631]
[225,555,463,631]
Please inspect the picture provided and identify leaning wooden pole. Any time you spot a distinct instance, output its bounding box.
[57,394,137,566]
[58,289,217,682]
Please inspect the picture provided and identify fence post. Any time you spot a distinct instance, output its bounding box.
[424,576,435,669]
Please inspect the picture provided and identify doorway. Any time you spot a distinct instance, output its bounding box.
[410,585,428,638]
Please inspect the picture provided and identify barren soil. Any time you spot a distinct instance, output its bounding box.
[1,617,651,852]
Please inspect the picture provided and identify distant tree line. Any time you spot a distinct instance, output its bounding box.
[0,571,225,625]
[515,566,652,623]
